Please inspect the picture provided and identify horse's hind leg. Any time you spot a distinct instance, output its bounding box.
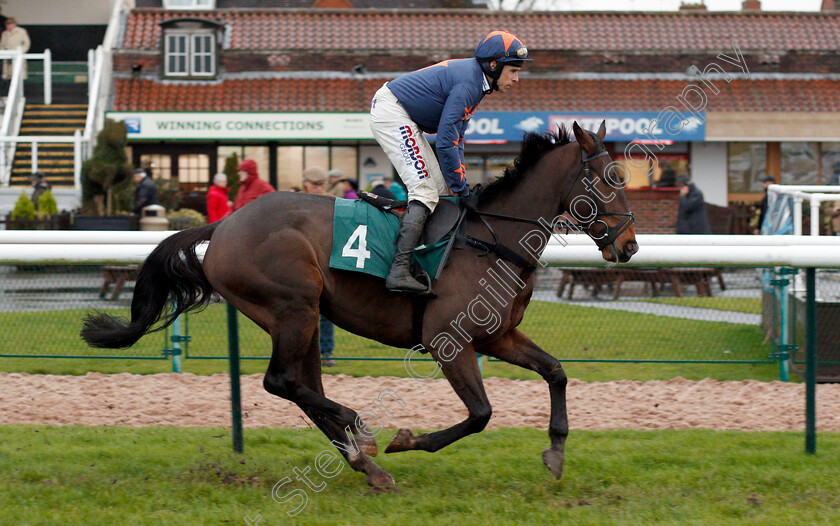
[263,320,394,487]
[479,329,568,480]
[385,346,491,454]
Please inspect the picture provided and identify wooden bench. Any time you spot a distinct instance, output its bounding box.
[660,267,725,297]
[556,267,617,299]
[99,265,140,301]
[557,267,725,300]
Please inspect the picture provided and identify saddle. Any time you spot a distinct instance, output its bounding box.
[358,191,463,247]
[358,191,466,295]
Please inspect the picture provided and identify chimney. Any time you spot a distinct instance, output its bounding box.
[822,0,836,11]
[742,0,761,10]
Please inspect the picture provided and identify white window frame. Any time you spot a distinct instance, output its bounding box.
[163,0,216,10]
[164,29,216,78]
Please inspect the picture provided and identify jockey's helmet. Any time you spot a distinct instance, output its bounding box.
[474,30,532,81]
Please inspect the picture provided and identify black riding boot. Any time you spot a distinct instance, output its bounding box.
[386,201,430,293]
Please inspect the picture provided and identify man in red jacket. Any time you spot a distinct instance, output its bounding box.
[206,173,232,223]
[232,158,275,211]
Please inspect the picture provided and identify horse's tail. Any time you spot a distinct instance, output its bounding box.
[80,222,220,349]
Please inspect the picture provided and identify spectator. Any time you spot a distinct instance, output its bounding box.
[206,172,232,223]
[1,17,30,85]
[341,178,359,200]
[656,165,677,188]
[29,171,50,210]
[133,167,158,216]
[0,8,7,39]
[232,158,275,211]
[327,168,345,198]
[301,165,337,367]
[368,176,396,200]
[675,174,710,234]
[384,174,407,201]
[754,174,776,235]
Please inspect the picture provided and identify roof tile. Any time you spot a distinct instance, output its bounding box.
[113,77,840,113]
[122,9,840,52]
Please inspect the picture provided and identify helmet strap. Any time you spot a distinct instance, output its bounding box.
[479,59,501,92]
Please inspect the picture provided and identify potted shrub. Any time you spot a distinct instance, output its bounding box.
[7,191,35,229]
[75,119,136,230]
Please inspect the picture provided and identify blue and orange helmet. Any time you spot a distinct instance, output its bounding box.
[474,30,532,79]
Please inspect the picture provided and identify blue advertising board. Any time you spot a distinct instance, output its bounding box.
[463,111,705,143]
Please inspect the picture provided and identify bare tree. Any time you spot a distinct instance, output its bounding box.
[482,0,575,11]
[482,0,539,10]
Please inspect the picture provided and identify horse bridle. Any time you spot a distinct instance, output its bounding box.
[460,144,635,270]
[559,148,635,252]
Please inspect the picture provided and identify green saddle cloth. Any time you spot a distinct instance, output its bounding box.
[329,198,452,280]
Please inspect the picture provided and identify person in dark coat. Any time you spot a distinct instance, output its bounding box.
[754,174,776,235]
[676,174,710,234]
[368,176,396,200]
[133,167,158,215]
[29,171,50,210]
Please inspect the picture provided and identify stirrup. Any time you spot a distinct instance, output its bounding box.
[387,269,435,297]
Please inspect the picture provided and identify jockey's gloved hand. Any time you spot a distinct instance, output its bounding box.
[459,188,480,212]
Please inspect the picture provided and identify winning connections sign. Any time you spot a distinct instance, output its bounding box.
[105,112,373,140]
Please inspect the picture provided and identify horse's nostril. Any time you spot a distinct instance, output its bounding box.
[625,241,639,256]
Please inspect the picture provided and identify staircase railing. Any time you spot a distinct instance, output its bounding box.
[0,50,25,186]
[86,0,124,161]
[0,0,125,190]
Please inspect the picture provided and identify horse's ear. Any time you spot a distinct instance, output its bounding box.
[597,120,606,140]
[572,121,596,155]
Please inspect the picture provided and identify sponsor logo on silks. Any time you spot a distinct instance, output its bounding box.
[398,126,429,180]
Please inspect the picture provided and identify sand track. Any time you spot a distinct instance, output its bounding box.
[2,372,839,432]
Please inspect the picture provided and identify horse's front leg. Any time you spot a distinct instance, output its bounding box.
[479,329,568,480]
[385,346,491,454]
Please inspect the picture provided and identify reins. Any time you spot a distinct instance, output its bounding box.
[459,144,635,269]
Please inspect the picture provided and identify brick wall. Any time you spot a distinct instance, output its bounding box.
[625,188,679,234]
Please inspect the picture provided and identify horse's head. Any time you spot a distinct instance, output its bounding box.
[563,121,638,263]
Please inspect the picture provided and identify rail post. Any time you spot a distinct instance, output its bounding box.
[170,309,183,373]
[805,268,816,454]
[227,302,244,454]
[43,48,52,105]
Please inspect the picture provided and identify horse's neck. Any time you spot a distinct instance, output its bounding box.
[481,147,576,253]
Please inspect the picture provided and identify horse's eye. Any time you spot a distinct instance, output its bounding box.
[605,166,627,188]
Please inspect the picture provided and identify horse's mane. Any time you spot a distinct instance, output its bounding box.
[477,126,573,205]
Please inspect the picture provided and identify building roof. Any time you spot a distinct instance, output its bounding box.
[121,9,840,52]
[113,76,840,113]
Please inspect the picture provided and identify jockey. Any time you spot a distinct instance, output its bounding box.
[370,30,532,294]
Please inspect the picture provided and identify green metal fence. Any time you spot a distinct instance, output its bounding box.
[1,264,784,376]
[762,267,840,382]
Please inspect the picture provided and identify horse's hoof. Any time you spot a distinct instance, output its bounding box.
[366,467,396,488]
[542,448,565,480]
[385,428,415,453]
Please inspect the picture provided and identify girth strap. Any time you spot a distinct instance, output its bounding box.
[411,296,427,352]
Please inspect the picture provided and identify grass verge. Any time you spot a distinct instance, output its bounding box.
[0,426,837,525]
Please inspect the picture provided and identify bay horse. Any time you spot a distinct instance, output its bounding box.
[81,122,638,488]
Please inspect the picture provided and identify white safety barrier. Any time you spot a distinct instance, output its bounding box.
[2,231,840,268]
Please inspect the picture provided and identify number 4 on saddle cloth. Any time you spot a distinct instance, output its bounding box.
[329,194,463,289]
